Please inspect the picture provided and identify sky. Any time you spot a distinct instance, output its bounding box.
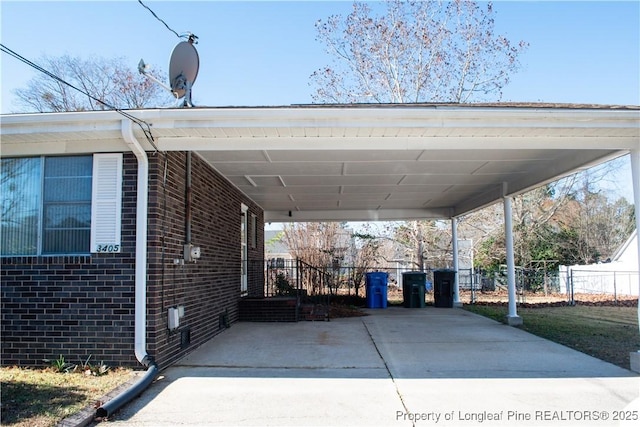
[1,0,639,202]
[1,0,639,111]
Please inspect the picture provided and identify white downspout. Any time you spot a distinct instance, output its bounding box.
[96,119,158,418]
[121,119,151,365]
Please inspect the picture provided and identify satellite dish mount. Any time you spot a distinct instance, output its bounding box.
[138,33,200,108]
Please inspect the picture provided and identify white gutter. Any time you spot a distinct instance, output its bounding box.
[120,119,152,365]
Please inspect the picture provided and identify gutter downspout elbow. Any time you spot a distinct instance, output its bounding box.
[96,119,158,419]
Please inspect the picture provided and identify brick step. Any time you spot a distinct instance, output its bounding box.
[239,297,298,322]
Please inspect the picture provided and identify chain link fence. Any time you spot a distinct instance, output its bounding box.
[457,267,561,305]
[459,267,638,305]
[559,268,639,304]
[262,258,638,306]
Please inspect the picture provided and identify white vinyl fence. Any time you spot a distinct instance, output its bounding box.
[559,266,639,298]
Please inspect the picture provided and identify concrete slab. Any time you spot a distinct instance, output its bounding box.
[178,320,385,371]
[361,308,635,378]
[105,307,639,427]
[110,371,405,426]
[395,377,640,426]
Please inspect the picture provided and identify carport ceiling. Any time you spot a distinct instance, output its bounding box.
[1,104,638,222]
[201,147,618,221]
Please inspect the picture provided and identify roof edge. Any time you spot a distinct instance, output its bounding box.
[2,101,639,119]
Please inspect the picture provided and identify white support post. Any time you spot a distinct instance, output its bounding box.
[503,193,522,326]
[629,150,640,373]
[452,217,462,307]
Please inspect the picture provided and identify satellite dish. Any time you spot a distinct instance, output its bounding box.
[169,35,199,107]
[138,33,199,108]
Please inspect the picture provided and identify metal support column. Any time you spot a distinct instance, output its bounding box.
[452,217,462,307]
[503,191,522,326]
[629,150,640,373]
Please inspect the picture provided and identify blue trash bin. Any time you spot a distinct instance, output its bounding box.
[365,272,388,309]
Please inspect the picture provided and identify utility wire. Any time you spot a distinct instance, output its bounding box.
[138,0,181,39]
[0,43,159,152]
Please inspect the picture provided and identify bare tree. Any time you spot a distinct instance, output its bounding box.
[12,55,170,112]
[283,222,347,267]
[350,224,395,296]
[459,159,634,271]
[393,220,451,271]
[311,0,528,103]
[559,182,635,265]
[310,0,631,281]
[458,203,505,270]
[310,0,528,271]
[282,222,357,295]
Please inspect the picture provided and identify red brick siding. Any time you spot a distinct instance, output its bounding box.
[1,151,265,368]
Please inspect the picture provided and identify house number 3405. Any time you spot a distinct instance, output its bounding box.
[96,244,120,253]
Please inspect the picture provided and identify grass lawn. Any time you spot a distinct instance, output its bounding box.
[464,303,640,370]
[0,366,133,427]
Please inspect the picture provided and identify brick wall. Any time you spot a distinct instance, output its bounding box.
[145,151,264,368]
[1,151,265,368]
[1,154,139,366]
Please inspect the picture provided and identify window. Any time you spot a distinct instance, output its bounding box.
[1,154,120,256]
[1,158,41,255]
[43,156,93,254]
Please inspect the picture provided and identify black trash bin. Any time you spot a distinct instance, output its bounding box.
[433,269,456,308]
[401,272,426,308]
[365,272,388,309]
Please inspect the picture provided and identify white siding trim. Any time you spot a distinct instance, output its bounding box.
[90,153,123,253]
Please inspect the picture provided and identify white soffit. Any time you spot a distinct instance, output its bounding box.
[1,104,638,222]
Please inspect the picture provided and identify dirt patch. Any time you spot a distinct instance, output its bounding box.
[329,304,369,318]
[461,290,638,307]
[325,291,637,316]
[323,295,369,318]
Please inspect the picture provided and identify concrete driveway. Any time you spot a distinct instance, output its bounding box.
[105,307,639,426]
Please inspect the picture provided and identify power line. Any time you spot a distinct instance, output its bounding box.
[138,0,181,39]
[0,43,159,152]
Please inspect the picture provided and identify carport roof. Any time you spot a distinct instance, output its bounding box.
[1,103,638,222]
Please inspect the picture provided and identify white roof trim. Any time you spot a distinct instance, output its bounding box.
[2,105,638,221]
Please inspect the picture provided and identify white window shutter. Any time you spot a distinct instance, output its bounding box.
[90,153,123,253]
